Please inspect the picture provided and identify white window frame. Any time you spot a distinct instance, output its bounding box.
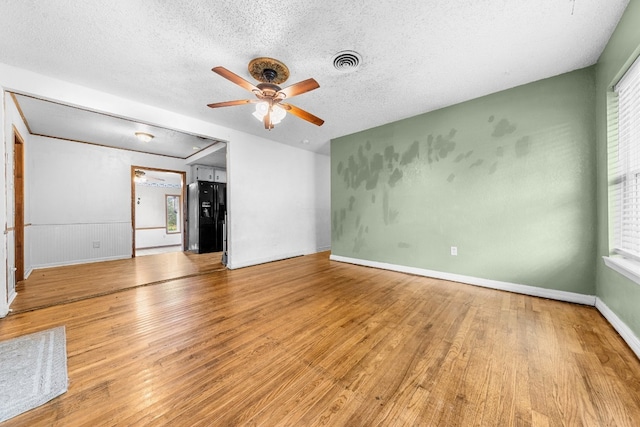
[605,53,640,285]
[166,194,181,234]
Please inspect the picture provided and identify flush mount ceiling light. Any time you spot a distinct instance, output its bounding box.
[207,57,324,130]
[135,132,154,142]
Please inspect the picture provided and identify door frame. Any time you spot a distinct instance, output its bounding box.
[130,166,187,257]
[13,126,25,282]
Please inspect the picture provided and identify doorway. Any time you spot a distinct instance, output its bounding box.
[131,166,186,257]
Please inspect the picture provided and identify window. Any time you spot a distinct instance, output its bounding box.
[606,53,640,284]
[166,195,181,234]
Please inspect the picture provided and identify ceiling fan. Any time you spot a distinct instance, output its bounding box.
[207,57,324,130]
[134,169,164,182]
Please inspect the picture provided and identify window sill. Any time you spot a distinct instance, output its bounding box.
[603,256,640,286]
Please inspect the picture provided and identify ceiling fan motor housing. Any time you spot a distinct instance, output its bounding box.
[262,68,278,82]
[255,83,284,100]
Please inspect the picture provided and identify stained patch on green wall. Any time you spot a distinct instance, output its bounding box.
[491,118,517,137]
[331,67,596,294]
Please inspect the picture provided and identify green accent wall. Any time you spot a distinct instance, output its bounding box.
[332,67,596,294]
[596,1,640,337]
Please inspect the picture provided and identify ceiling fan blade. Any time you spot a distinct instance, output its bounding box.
[277,78,320,99]
[212,66,260,93]
[281,103,324,126]
[207,99,257,108]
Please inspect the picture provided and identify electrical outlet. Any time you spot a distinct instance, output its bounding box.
[92,241,100,249]
[450,246,458,256]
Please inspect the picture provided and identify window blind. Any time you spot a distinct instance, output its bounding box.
[613,54,640,260]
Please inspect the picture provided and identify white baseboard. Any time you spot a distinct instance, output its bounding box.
[31,254,132,270]
[0,303,8,318]
[329,254,597,306]
[229,247,332,270]
[135,244,182,250]
[228,252,304,270]
[595,298,640,360]
[2,292,17,318]
[8,290,17,306]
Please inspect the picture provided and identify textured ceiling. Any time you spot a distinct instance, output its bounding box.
[0,0,630,155]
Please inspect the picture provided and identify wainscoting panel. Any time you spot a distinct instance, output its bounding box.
[24,225,32,279]
[30,222,132,269]
[135,228,182,249]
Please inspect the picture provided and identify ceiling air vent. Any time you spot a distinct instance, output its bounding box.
[332,50,362,72]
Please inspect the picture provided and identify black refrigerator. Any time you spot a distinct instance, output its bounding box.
[188,181,226,253]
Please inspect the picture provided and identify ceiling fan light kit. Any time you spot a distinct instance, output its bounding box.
[207,57,324,130]
[134,169,147,183]
[252,102,286,125]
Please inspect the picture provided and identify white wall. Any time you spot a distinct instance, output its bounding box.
[28,135,186,268]
[0,90,7,316]
[227,137,331,268]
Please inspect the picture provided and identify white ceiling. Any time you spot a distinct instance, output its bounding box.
[13,93,223,160]
[0,1,630,156]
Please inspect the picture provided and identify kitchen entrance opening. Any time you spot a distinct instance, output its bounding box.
[132,167,186,257]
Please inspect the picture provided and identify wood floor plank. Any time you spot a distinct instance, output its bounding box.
[11,251,225,313]
[2,252,640,426]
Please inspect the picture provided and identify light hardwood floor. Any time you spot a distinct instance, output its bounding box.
[1,252,640,426]
[11,251,225,314]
